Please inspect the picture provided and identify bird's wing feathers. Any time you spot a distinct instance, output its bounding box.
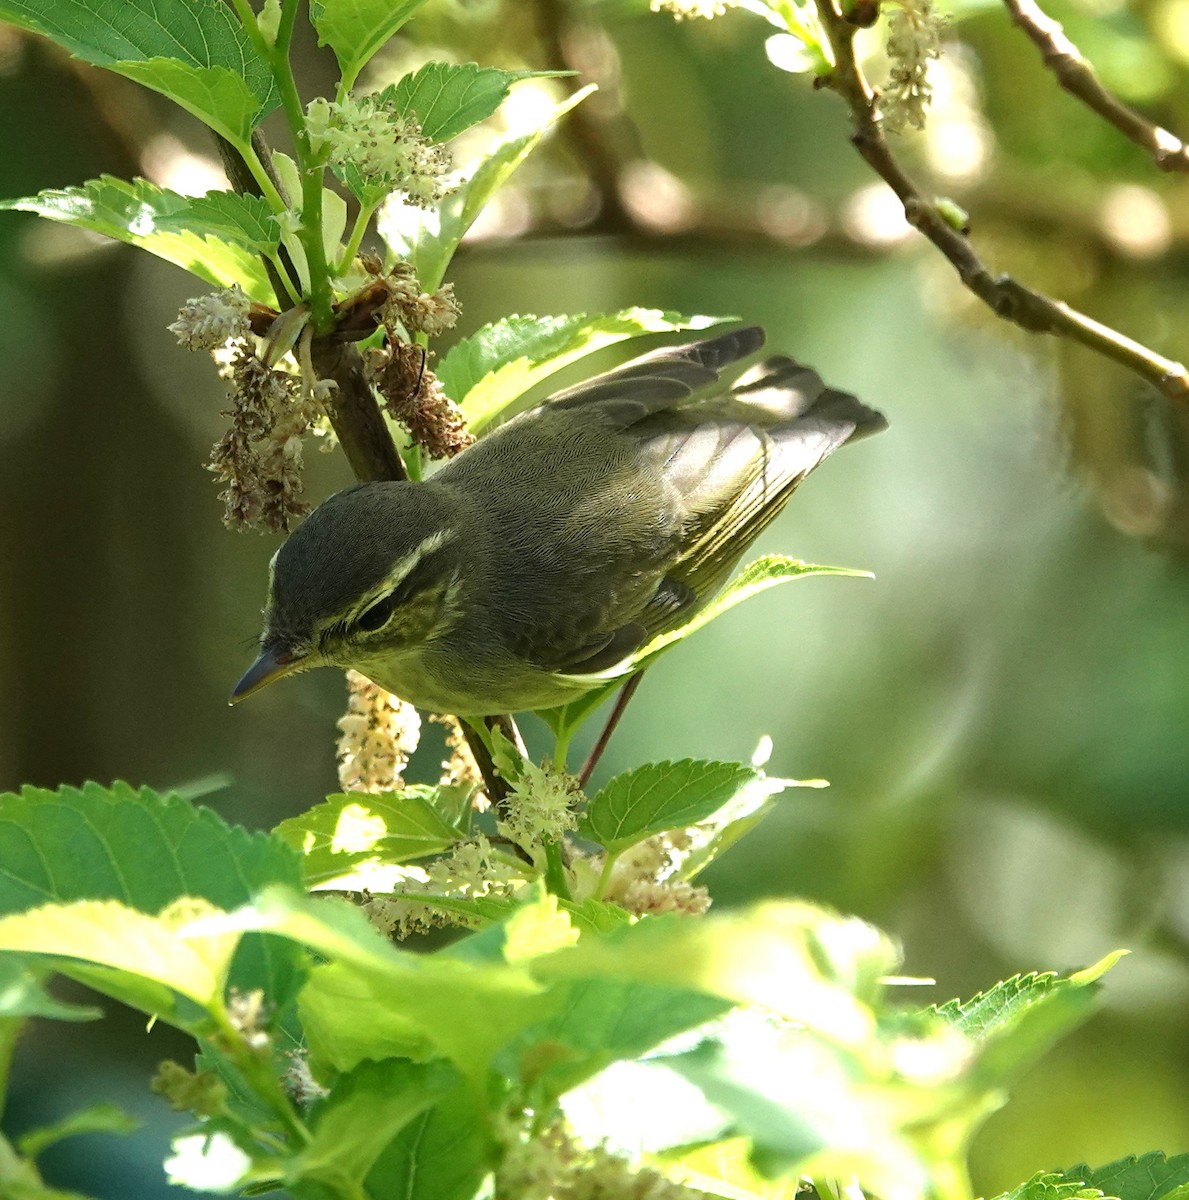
[499,331,884,678]
[545,326,768,425]
[634,358,885,602]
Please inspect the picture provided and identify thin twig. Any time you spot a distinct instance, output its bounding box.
[1003,0,1189,172]
[813,0,1189,400]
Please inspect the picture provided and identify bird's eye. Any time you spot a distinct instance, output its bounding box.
[356,590,400,632]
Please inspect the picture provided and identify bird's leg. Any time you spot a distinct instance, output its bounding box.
[579,672,645,787]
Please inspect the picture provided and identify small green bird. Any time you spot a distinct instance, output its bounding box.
[232,326,885,715]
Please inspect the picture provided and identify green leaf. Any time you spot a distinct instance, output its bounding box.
[579,759,765,854]
[1060,1155,1189,1200]
[0,898,240,1023]
[385,62,567,143]
[0,177,275,302]
[500,977,729,1097]
[298,1059,458,1189]
[154,190,279,255]
[378,84,595,293]
[0,0,277,139]
[649,1137,802,1200]
[997,1174,1110,1200]
[536,900,900,1049]
[438,309,727,434]
[0,959,101,1022]
[659,1039,825,1172]
[0,782,306,1007]
[201,888,559,1081]
[274,786,463,889]
[310,0,430,91]
[18,1103,139,1160]
[112,59,267,144]
[620,555,872,678]
[934,952,1125,1086]
[365,1078,491,1200]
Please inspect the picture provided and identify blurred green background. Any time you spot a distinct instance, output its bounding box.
[2,0,1189,1194]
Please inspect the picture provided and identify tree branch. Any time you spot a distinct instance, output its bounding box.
[812,0,1189,400]
[1003,0,1189,172]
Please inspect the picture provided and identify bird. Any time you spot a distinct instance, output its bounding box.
[232,326,886,715]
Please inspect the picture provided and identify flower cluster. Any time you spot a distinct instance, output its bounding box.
[881,0,947,133]
[150,1061,227,1119]
[172,288,323,532]
[373,339,473,460]
[381,267,463,338]
[167,285,251,350]
[207,343,319,532]
[497,1116,708,1200]
[601,830,711,917]
[650,0,738,19]
[429,712,484,793]
[499,757,581,848]
[363,834,523,939]
[305,93,453,207]
[336,668,422,793]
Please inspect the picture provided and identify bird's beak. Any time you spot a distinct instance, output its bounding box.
[230,645,307,704]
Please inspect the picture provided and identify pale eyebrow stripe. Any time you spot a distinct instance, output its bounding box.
[351,528,459,617]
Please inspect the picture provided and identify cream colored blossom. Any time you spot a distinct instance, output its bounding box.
[207,345,317,532]
[650,0,738,19]
[497,1116,708,1200]
[429,713,484,793]
[336,669,422,793]
[365,834,523,939]
[882,0,947,133]
[169,286,250,351]
[499,758,580,848]
[306,93,453,207]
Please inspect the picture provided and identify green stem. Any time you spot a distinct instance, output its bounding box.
[552,722,573,771]
[337,199,379,275]
[230,136,290,215]
[267,251,303,305]
[594,849,618,900]
[229,0,334,329]
[213,1013,311,1148]
[542,838,571,900]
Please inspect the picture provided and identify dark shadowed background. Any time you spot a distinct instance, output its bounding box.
[1,0,1188,1194]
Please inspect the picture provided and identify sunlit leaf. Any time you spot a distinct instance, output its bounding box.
[297,1059,458,1188]
[535,901,899,1048]
[934,951,1126,1086]
[553,557,870,699]
[1060,1153,1189,1200]
[437,308,727,433]
[0,781,305,1006]
[579,759,765,854]
[0,0,277,139]
[195,888,557,1081]
[309,0,430,91]
[274,786,463,889]
[378,85,595,293]
[155,190,280,255]
[996,1174,1110,1200]
[384,62,569,143]
[0,177,275,302]
[111,59,266,143]
[0,898,239,1023]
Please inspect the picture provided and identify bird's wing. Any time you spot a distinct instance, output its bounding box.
[637,358,887,601]
[542,325,767,426]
